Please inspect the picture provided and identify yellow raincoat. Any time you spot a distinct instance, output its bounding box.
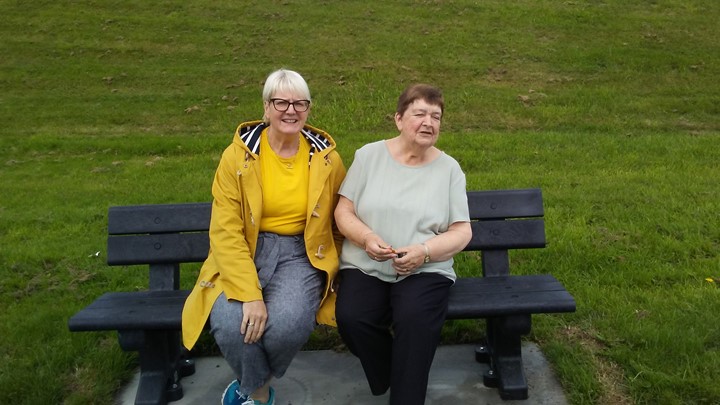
[181,121,346,350]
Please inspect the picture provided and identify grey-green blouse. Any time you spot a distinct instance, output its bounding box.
[338,140,470,282]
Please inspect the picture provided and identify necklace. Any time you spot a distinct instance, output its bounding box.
[265,132,301,169]
[274,148,299,169]
[279,155,296,169]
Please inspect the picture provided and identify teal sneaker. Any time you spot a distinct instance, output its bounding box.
[221,380,275,405]
[251,387,275,405]
[221,379,248,405]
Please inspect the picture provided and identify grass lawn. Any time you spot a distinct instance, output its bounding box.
[1,1,719,404]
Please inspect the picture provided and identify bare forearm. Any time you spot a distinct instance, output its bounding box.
[421,222,472,262]
[334,196,375,248]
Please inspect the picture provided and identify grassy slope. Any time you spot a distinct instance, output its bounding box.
[1,1,718,403]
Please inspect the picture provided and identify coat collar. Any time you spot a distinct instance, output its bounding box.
[235,120,335,157]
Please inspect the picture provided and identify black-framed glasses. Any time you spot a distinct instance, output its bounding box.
[270,98,311,112]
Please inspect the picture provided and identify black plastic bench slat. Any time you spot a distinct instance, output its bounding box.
[68,275,576,332]
[467,188,543,219]
[453,274,566,293]
[68,290,190,331]
[108,203,211,235]
[107,233,209,265]
[447,275,576,319]
[106,220,542,266]
[68,284,574,333]
[466,219,545,251]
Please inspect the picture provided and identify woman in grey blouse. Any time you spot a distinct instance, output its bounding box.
[334,84,473,405]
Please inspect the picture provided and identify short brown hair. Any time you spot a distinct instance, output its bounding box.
[396,84,444,117]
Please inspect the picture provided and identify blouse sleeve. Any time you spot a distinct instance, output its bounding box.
[448,160,470,224]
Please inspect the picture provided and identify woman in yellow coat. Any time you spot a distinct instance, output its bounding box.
[181,69,345,405]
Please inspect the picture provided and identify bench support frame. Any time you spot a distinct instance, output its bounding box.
[119,330,186,404]
[476,314,532,400]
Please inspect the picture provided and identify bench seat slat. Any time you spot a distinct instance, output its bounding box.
[453,274,563,292]
[68,290,190,331]
[68,275,575,331]
[447,275,576,319]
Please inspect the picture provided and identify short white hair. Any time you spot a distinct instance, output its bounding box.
[262,69,311,102]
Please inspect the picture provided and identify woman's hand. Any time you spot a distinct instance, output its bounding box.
[362,232,395,262]
[336,196,394,261]
[391,244,426,277]
[241,300,268,344]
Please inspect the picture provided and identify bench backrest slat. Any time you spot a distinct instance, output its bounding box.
[105,188,546,274]
[465,188,545,277]
[466,188,543,220]
[108,203,211,235]
[465,188,545,252]
[465,220,545,251]
[107,233,209,265]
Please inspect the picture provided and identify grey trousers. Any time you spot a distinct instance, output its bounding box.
[210,233,324,396]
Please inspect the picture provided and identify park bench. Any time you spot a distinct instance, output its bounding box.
[68,187,575,403]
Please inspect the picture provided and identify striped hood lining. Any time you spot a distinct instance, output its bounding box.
[238,122,333,160]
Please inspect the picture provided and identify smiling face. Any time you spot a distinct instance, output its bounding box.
[395,98,442,146]
[264,90,310,137]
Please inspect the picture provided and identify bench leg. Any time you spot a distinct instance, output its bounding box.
[118,330,185,405]
[477,315,532,400]
[167,330,196,378]
[178,350,196,378]
[135,370,171,405]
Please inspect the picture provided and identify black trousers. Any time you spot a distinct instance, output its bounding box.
[336,269,453,405]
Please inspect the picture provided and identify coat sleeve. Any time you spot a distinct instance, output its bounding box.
[329,151,347,257]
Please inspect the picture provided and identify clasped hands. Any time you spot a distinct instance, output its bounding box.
[363,232,424,277]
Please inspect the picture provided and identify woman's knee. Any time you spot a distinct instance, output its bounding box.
[211,318,243,352]
[393,304,445,335]
[271,303,316,334]
[209,295,244,348]
[335,299,357,328]
[264,317,315,350]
